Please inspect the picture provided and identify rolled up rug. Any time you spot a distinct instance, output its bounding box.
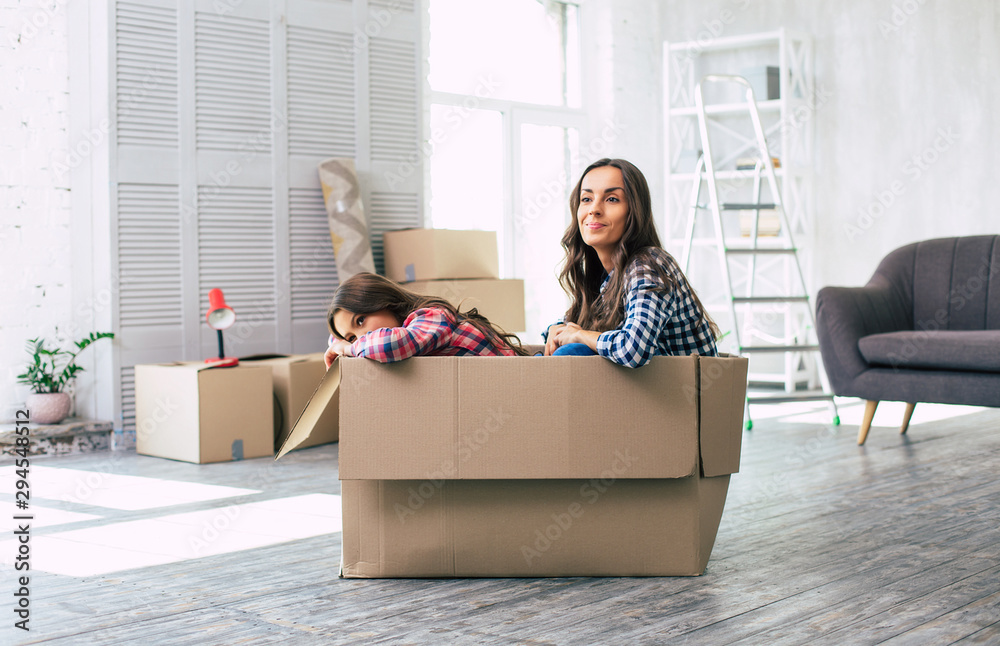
[318,157,375,280]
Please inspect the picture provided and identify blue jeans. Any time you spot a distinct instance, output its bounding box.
[552,343,597,356]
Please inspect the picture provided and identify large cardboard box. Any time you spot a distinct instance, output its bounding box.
[135,362,273,464]
[405,278,526,333]
[243,354,339,450]
[278,354,748,577]
[383,229,500,282]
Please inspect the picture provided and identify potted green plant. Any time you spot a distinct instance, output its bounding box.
[17,332,115,425]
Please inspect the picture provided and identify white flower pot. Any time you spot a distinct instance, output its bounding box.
[25,392,72,425]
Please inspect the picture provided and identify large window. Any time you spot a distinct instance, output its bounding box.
[428,0,584,342]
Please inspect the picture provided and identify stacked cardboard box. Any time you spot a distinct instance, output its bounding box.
[242,354,339,450]
[277,352,749,577]
[135,362,274,464]
[135,353,338,464]
[382,229,526,333]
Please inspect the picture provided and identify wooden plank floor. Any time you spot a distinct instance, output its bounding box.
[2,403,999,645]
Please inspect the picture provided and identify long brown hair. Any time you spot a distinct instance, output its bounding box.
[559,158,720,338]
[328,272,528,356]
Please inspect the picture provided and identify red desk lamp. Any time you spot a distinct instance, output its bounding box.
[205,288,239,367]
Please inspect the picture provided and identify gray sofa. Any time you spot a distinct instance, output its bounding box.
[816,235,1000,444]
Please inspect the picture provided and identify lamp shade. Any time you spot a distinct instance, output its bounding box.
[206,288,236,330]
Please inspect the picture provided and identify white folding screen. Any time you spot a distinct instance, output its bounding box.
[103,0,423,434]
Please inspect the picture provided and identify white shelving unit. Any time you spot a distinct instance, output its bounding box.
[663,29,818,390]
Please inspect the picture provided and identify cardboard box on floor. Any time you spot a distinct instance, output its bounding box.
[135,362,273,464]
[278,353,748,577]
[405,278,526,333]
[383,229,500,283]
[242,354,339,450]
[277,357,747,577]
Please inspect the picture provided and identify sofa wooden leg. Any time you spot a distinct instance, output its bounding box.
[858,400,879,445]
[900,402,916,435]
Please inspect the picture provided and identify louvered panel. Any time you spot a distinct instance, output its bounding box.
[198,187,276,320]
[287,26,355,158]
[369,38,418,162]
[117,184,183,328]
[289,188,338,321]
[120,366,136,434]
[194,13,272,152]
[370,0,415,10]
[115,2,179,147]
[369,191,420,276]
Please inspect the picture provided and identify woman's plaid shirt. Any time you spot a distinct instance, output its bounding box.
[348,307,518,362]
[550,248,719,367]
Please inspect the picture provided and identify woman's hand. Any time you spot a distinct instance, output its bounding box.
[544,323,567,356]
[545,323,601,355]
[544,322,583,355]
[324,338,355,369]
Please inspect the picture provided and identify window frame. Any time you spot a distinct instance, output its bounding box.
[425,0,587,317]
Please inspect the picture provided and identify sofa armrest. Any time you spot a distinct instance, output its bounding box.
[815,284,912,394]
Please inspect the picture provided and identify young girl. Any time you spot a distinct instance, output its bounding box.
[544,158,719,367]
[325,272,526,368]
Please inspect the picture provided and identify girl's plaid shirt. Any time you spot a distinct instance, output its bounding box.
[547,248,719,367]
[349,307,518,362]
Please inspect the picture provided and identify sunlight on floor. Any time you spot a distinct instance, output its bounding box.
[0,466,259,510]
[747,393,990,428]
[0,493,342,577]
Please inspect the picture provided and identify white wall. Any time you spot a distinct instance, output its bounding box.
[3,0,997,421]
[580,0,665,216]
[0,0,73,422]
[662,0,1000,290]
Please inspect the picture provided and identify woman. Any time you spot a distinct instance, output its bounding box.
[325,272,526,367]
[544,158,719,367]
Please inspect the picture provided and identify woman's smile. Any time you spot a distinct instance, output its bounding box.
[576,165,629,265]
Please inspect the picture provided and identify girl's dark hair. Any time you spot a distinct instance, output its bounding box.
[559,158,720,338]
[328,272,528,356]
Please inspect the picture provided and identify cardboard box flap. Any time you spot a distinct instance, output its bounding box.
[339,355,701,480]
[274,361,341,460]
[156,360,242,372]
[240,354,320,366]
[698,355,749,477]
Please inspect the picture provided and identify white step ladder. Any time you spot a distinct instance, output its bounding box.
[681,74,839,430]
